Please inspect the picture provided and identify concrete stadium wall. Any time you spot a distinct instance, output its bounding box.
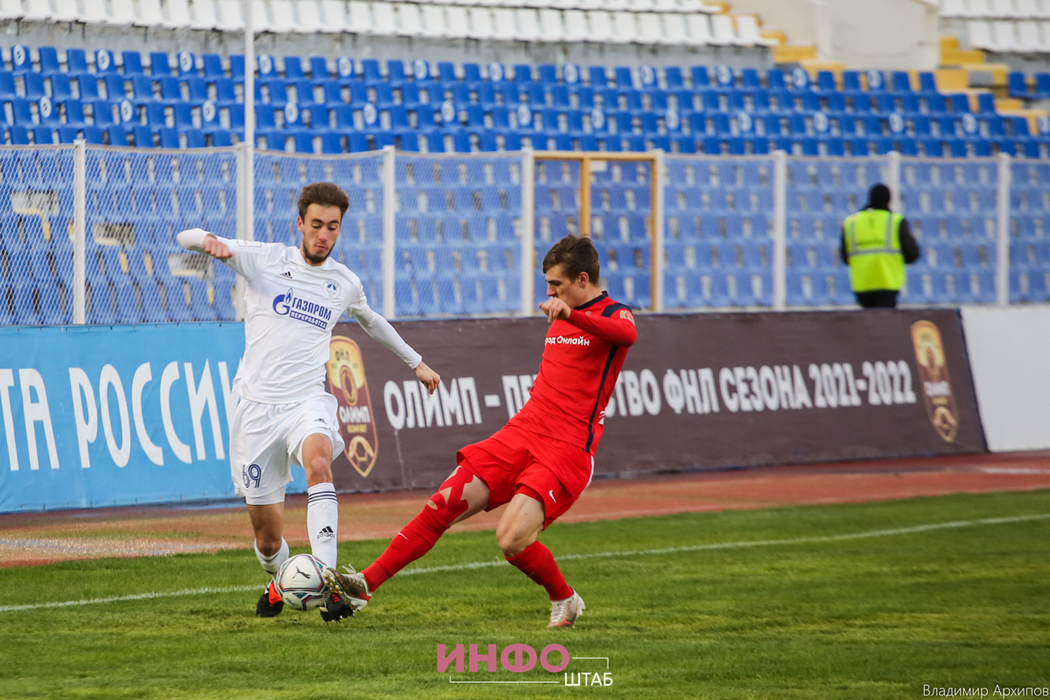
[961,306,1050,453]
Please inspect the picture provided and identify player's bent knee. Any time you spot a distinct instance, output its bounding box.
[496,527,535,558]
[255,537,283,557]
[425,465,481,524]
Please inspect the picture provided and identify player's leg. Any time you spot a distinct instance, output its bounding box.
[324,465,490,606]
[230,400,292,617]
[301,432,338,569]
[501,443,594,628]
[290,396,352,621]
[497,491,583,627]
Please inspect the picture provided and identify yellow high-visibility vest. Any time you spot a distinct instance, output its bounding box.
[843,209,906,292]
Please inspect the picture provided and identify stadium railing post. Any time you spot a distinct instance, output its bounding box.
[234,141,252,320]
[73,139,86,325]
[772,149,787,311]
[887,150,901,211]
[996,151,1011,306]
[652,149,665,313]
[382,145,397,319]
[520,146,535,316]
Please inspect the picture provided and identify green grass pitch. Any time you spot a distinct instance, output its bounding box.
[1,490,1048,699]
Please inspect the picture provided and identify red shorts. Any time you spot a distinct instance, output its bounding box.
[456,423,594,528]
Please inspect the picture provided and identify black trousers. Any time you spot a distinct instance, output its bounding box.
[855,290,899,308]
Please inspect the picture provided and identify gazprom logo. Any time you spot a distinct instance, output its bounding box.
[274,288,294,315]
[273,288,332,329]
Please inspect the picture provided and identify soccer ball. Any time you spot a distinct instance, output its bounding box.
[274,553,328,611]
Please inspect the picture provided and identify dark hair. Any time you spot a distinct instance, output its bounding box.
[868,183,892,210]
[542,235,600,285]
[298,182,350,221]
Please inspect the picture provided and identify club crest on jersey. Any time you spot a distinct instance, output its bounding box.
[272,288,333,329]
[323,279,340,298]
[327,336,379,478]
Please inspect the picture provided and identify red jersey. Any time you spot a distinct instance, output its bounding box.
[508,293,637,456]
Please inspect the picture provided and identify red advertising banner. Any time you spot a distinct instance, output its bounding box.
[325,309,986,492]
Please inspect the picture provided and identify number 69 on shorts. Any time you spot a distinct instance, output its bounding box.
[242,464,262,489]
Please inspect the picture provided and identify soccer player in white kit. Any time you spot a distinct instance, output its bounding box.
[177,182,440,621]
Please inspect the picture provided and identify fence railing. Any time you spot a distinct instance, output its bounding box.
[0,142,1046,327]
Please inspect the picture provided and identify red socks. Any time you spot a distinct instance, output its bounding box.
[507,541,573,601]
[365,506,448,591]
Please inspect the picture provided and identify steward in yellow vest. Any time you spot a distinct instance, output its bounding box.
[839,184,921,308]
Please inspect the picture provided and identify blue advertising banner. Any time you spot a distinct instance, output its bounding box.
[0,323,292,512]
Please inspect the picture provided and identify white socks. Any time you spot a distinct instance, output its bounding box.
[307,482,339,568]
[255,538,289,577]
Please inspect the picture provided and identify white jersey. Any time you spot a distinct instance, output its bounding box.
[212,237,421,404]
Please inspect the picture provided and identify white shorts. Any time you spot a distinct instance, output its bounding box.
[229,394,346,506]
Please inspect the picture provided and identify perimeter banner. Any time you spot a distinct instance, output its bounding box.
[327,309,986,492]
[0,323,250,512]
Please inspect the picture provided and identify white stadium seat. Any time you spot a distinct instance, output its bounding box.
[967,0,994,17]
[661,11,687,43]
[539,9,566,41]
[137,0,165,26]
[516,8,541,41]
[162,0,192,28]
[22,0,52,22]
[107,0,135,24]
[1016,19,1044,49]
[189,0,216,29]
[685,12,712,44]
[396,3,422,36]
[587,10,614,42]
[491,8,517,41]
[80,0,108,23]
[468,7,495,39]
[562,9,587,41]
[269,0,297,30]
[294,0,324,32]
[249,0,272,32]
[444,6,469,38]
[736,15,776,46]
[371,2,397,35]
[50,0,77,22]
[637,12,663,43]
[419,5,449,38]
[611,11,638,43]
[0,0,24,21]
[1041,19,1050,44]
[319,0,348,32]
[991,0,1019,16]
[1014,0,1039,17]
[629,0,655,10]
[216,0,245,30]
[347,1,374,33]
[968,19,994,47]
[1036,0,1050,18]
[941,0,968,17]
[991,19,1020,49]
[710,13,738,44]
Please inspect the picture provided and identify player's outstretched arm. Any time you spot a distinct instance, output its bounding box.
[352,305,441,394]
[540,298,637,347]
[176,228,231,260]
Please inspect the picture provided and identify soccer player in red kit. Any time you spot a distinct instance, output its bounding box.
[323,235,637,627]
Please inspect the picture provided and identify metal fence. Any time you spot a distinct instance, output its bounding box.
[1,143,1047,327]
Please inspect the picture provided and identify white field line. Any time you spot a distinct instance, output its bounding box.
[1,512,1047,614]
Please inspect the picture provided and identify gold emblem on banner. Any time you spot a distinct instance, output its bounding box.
[327,336,379,477]
[911,321,959,443]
